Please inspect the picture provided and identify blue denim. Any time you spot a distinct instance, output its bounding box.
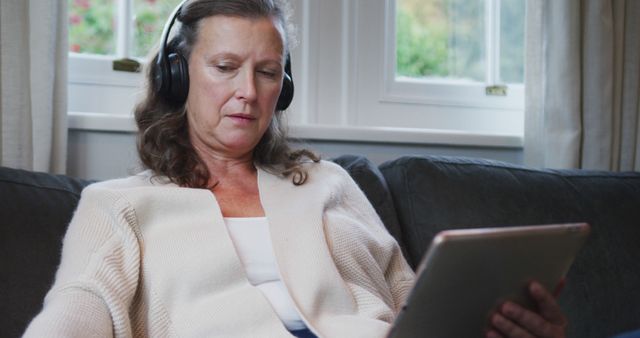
[289,328,318,338]
[614,329,640,338]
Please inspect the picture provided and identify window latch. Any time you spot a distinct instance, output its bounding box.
[112,58,141,73]
[485,85,507,96]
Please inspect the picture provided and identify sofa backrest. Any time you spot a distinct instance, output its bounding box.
[4,155,640,338]
[0,167,92,338]
[379,155,640,338]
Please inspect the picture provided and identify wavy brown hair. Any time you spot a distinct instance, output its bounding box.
[135,0,318,188]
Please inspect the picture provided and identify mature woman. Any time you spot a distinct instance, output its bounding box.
[25,0,567,337]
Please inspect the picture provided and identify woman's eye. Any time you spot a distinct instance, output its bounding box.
[259,70,277,79]
[215,65,233,72]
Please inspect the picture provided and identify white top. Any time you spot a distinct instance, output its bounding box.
[224,217,307,331]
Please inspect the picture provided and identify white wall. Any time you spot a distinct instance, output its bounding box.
[67,129,522,180]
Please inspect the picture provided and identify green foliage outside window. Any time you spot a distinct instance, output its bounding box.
[397,0,485,82]
[133,0,177,58]
[396,6,449,79]
[68,0,115,55]
[397,0,524,84]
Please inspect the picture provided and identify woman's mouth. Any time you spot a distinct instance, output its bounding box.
[227,113,256,124]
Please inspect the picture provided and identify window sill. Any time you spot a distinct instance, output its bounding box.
[68,111,523,148]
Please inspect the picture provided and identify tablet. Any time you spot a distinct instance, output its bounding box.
[387,222,590,338]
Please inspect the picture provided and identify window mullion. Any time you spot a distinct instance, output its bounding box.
[116,0,134,58]
[485,0,501,85]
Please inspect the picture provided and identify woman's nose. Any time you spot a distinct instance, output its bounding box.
[234,69,258,103]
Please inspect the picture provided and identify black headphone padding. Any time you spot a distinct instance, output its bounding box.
[276,56,294,111]
[166,52,190,103]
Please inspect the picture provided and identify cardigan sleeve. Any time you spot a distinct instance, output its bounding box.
[321,163,415,320]
[23,184,141,337]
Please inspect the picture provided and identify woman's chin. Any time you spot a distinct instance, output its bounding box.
[220,137,261,155]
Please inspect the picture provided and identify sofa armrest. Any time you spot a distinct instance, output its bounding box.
[0,167,92,338]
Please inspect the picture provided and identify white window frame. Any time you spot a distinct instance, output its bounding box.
[382,0,524,110]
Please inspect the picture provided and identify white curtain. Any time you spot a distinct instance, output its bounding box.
[0,0,68,173]
[525,0,640,171]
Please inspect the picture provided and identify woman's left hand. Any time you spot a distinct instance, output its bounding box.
[486,281,568,338]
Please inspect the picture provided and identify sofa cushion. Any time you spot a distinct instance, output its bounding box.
[0,167,92,338]
[380,155,640,338]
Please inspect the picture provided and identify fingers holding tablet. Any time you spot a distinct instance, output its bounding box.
[487,281,567,338]
[529,281,568,329]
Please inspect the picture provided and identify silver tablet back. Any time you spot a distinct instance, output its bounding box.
[387,223,590,338]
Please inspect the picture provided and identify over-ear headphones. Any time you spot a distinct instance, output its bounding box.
[154,0,295,111]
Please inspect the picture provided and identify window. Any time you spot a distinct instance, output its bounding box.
[67,0,179,121]
[68,0,524,144]
[68,0,177,58]
[384,0,525,109]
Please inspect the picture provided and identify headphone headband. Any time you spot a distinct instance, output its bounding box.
[156,0,187,70]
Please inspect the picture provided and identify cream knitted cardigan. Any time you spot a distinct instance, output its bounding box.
[24,161,415,338]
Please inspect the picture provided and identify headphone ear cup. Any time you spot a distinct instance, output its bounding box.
[153,54,170,97]
[276,69,294,111]
[167,52,190,103]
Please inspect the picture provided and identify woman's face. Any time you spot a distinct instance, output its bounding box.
[186,15,286,160]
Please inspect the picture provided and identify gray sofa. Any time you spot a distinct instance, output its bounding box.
[2,155,640,337]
